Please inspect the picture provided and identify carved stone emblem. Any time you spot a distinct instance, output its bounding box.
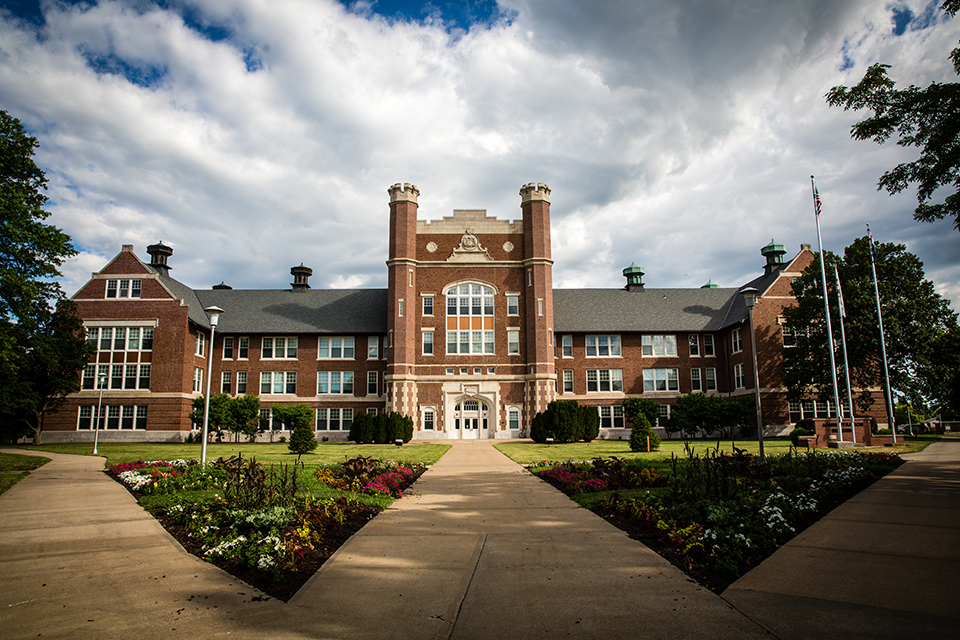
[426,241,437,253]
[503,241,514,253]
[447,229,493,262]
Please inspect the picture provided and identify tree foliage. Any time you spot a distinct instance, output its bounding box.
[530,400,600,443]
[667,393,754,439]
[0,111,88,441]
[826,0,960,230]
[348,411,413,444]
[274,404,318,454]
[782,237,958,415]
[190,393,262,442]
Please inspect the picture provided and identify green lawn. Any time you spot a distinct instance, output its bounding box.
[0,452,51,497]
[495,435,938,464]
[10,442,451,468]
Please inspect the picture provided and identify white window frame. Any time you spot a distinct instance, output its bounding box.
[195,332,205,357]
[561,334,573,358]
[422,330,434,355]
[732,329,742,354]
[223,336,234,359]
[734,363,744,389]
[193,367,203,393]
[507,329,520,355]
[262,337,298,359]
[236,371,248,394]
[445,282,496,355]
[703,334,715,357]
[422,407,436,431]
[318,337,355,360]
[367,371,378,396]
[586,369,623,393]
[368,336,379,359]
[705,367,717,391]
[562,369,574,393]
[643,368,679,392]
[507,295,519,316]
[422,296,434,316]
[261,371,297,395]
[689,334,700,357]
[586,335,622,358]
[641,335,677,357]
[316,407,353,431]
[691,368,702,392]
[317,371,354,395]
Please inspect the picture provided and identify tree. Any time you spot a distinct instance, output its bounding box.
[0,110,85,442]
[530,400,591,443]
[826,0,960,230]
[190,393,236,441]
[277,404,318,455]
[782,237,959,414]
[230,394,262,441]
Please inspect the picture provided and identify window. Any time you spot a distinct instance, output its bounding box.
[319,337,355,359]
[586,335,622,357]
[691,368,702,392]
[657,404,670,427]
[423,331,434,355]
[734,363,744,389]
[236,371,247,394]
[262,337,298,359]
[238,337,249,359]
[641,335,677,357]
[507,330,520,355]
[78,405,146,430]
[703,334,715,357]
[193,367,203,393]
[398,299,404,317]
[689,334,700,356]
[317,371,353,395]
[538,299,543,316]
[643,368,679,392]
[586,369,623,392]
[260,408,284,431]
[124,364,138,389]
[507,296,519,315]
[446,283,495,355]
[368,336,379,359]
[86,325,153,352]
[223,336,234,359]
[221,371,232,394]
[563,369,574,393]
[705,368,717,391]
[110,364,123,390]
[561,335,573,357]
[599,406,625,429]
[368,408,378,416]
[508,408,520,430]
[82,364,96,390]
[782,325,796,347]
[423,408,435,430]
[195,333,205,357]
[105,279,141,299]
[261,371,297,395]
[367,371,378,396]
[317,407,353,431]
[732,329,742,353]
[423,296,434,316]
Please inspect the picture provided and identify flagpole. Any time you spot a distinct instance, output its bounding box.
[811,176,844,442]
[866,225,898,444]
[834,264,857,444]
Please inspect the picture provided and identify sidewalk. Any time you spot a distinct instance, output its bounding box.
[723,438,960,639]
[1,440,957,639]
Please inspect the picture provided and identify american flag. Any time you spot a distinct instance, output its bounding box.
[813,185,822,216]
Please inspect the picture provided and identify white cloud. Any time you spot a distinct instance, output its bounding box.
[0,0,956,311]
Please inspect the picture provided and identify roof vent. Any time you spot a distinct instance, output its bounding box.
[623,262,644,291]
[291,264,312,291]
[761,239,787,275]
[212,281,232,290]
[701,279,719,289]
[146,241,173,274]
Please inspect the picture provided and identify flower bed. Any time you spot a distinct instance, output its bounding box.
[108,454,425,601]
[532,449,903,592]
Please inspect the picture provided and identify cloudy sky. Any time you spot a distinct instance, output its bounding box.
[1,0,958,309]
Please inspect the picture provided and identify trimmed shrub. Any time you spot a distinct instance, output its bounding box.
[580,404,600,442]
[349,411,375,444]
[629,412,661,451]
[789,425,813,446]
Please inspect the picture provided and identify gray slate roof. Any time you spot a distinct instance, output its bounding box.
[553,288,748,333]
[154,271,211,328]
[194,288,389,334]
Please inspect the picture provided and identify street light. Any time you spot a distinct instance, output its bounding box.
[739,286,765,462]
[200,306,224,465]
[93,371,107,455]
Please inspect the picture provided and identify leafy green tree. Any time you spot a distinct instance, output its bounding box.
[0,110,85,442]
[230,394,262,442]
[278,404,318,454]
[580,404,600,442]
[190,393,236,440]
[628,412,660,452]
[782,237,958,414]
[349,411,375,443]
[530,400,588,443]
[622,398,660,431]
[826,0,960,230]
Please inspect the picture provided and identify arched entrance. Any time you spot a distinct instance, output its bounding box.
[452,398,491,439]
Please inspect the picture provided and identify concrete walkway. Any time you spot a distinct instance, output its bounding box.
[1,440,957,639]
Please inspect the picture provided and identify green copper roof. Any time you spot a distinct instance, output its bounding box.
[701,279,719,288]
[761,239,786,260]
[622,262,644,276]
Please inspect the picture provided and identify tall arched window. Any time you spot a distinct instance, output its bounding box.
[446,283,495,354]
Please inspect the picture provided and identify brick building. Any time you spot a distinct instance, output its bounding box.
[43,182,889,442]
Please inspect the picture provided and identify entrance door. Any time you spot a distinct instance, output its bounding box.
[457,400,484,439]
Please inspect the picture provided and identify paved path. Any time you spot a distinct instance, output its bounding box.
[1,440,957,639]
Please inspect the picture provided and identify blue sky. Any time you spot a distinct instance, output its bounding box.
[0,0,957,310]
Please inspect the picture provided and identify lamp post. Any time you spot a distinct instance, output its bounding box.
[200,306,224,465]
[739,287,765,462]
[93,371,107,455]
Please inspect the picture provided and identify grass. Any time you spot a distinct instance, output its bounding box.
[12,441,451,468]
[494,435,940,464]
[0,452,50,497]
